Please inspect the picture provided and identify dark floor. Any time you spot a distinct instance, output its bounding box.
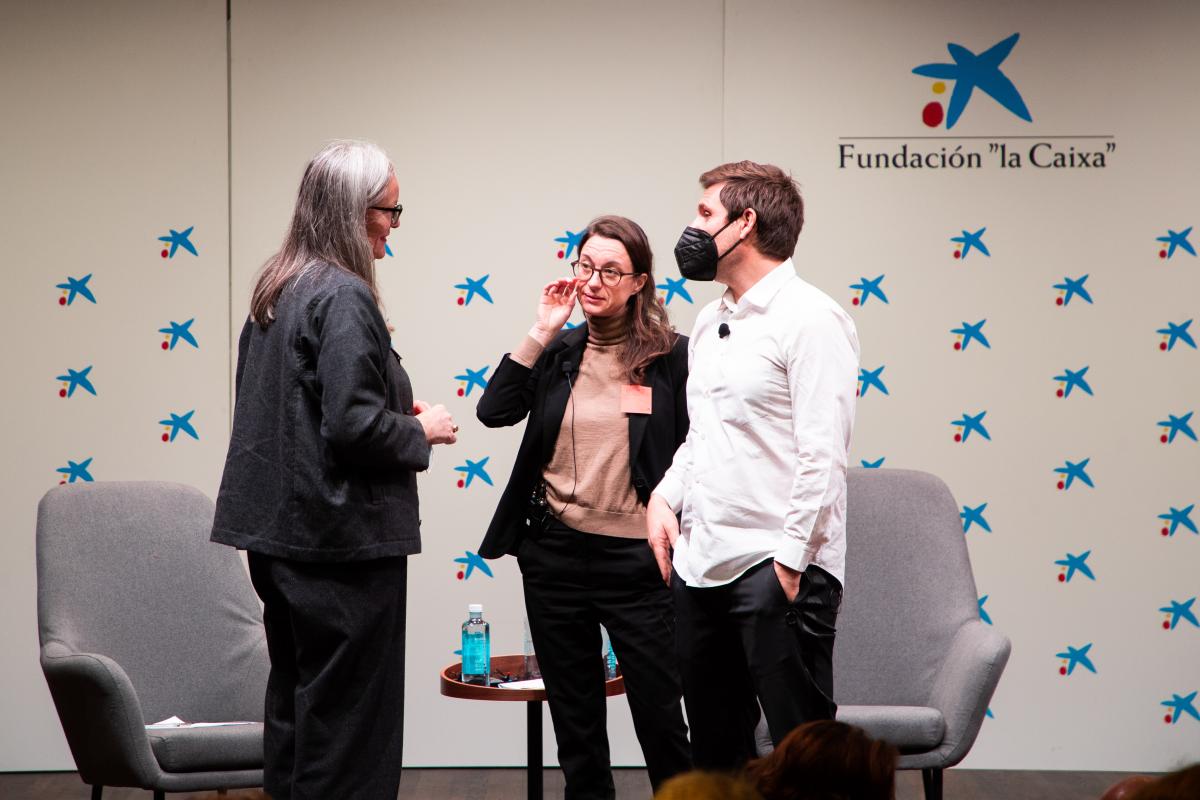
[0,768,1152,799]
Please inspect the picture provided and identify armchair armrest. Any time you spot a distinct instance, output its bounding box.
[924,620,1011,767]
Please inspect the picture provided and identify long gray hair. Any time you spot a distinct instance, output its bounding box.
[251,139,393,326]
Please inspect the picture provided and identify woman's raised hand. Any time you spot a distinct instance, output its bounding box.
[530,279,579,346]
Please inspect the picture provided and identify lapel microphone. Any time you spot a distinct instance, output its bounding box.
[718,322,731,339]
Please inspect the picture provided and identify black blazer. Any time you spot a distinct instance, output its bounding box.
[476,323,689,559]
[212,265,430,562]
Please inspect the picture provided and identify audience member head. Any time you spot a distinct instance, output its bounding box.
[1126,763,1200,800]
[654,770,763,800]
[744,720,898,800]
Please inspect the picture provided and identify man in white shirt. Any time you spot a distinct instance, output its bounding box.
[647,160,860,769]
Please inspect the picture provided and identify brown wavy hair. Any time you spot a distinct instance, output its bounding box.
[743,720,898,800]
[578,215,676,384]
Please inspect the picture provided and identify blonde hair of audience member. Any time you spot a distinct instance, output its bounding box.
[654,770,764,800]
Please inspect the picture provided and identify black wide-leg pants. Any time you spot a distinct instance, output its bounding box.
[518,521,692,799]
[672,558,843,771]
[248,553,408,800]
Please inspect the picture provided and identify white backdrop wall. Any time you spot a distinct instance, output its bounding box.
[2,0,1197,774]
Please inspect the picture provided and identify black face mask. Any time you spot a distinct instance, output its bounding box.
[673,218,744,281]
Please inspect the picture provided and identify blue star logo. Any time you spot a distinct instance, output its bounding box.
[850,275,888,307]
[1158,411,1196,444]
[860,457,886,469]
[1158,320,1196,351]
[1054,275,1093,307]
[1160,598,1198,630]
[56,366,96,398]
[951,228,990,259]
[56,457,94,484]
[159,319,199,350]
[952,319,990,351]
[563,320,582,330]
[1162,692,1200,724]
[455,457,494,489]
[555,229,585,261]
[960,502,991,534]
[857,365,889,397]
[384,242,393,257]
[1054,458,1094,490]
[1055,551,1095,583]
[1157,227,1195,259]
[455,366,490,397]
[1159,505,1197,537]
[455,275,493,306]
[159,410,199,442]
[951,410,990,443]
[978,595,992,625]
[913,33,1032,129]
[1056,643,1096,676]
[454,551,494,581]
[56,274,96,306]
[657,276,693,306]
[157,226,198,258]
[1054,366,1093,398]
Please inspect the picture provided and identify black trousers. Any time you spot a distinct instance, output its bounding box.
[519,521,692,799]
[672,558,842,771]
[248,553,408,800]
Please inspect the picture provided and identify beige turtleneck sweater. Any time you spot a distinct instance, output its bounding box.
[511,314,647,538]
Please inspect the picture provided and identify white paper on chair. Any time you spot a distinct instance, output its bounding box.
[146,716,256,729]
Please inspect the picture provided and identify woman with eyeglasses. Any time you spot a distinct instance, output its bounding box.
[212,139,457,799]
[476,215,692,798]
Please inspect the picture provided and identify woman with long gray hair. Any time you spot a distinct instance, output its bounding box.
[211,139,456,798]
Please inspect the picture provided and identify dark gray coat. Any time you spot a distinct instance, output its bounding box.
[212,264,429,561]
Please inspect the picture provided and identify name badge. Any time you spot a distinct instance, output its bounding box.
[621,385,653,415]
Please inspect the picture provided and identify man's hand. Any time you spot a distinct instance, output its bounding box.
[774,560,802,603]
[646,494,679,585]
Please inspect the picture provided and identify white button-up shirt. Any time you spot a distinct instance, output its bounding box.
[654,260,860,587]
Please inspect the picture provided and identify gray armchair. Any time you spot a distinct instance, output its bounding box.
[36,481,269,799]
[757,468,1011,800]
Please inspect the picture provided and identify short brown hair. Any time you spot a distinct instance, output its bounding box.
[743,720,898,800]
[700,160,804,261]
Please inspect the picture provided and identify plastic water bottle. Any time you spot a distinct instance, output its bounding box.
[461,604,490,686]
[600,625,618,679]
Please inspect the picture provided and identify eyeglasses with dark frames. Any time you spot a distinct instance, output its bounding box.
[571,260,636,287]
[370,203,404,225]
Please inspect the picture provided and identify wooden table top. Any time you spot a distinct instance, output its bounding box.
[440,654,625,702]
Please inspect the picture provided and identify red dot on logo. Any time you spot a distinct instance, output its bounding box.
[457,388,465,397]
[1162,527,1170,536]
[1160,342,1168,351]
[1163,620,1171,630]
[851,297,859,306]
[953,342,961,351]
[161,249,169,258]
[922,101,944,128]
[1161,434,1169,444]
[457,479,465,488]
[557,250,565,259]
[58,297,66,306]
[1159,250,1167,259]
[59,480,66,485]
[161,341,170,350]
[953,434,962,442]
[1058,573,1065,583]
[1056,389,1064,398]
[457,571,464,581]
[1165,714,1174,724]
[59,389,67,398]
[456,297,465,306]
[1057,481,1065,490]
[162,433,169,442]
[1059,666,1067,676]
[953,250,961,259]
[1056,297,1064,306]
